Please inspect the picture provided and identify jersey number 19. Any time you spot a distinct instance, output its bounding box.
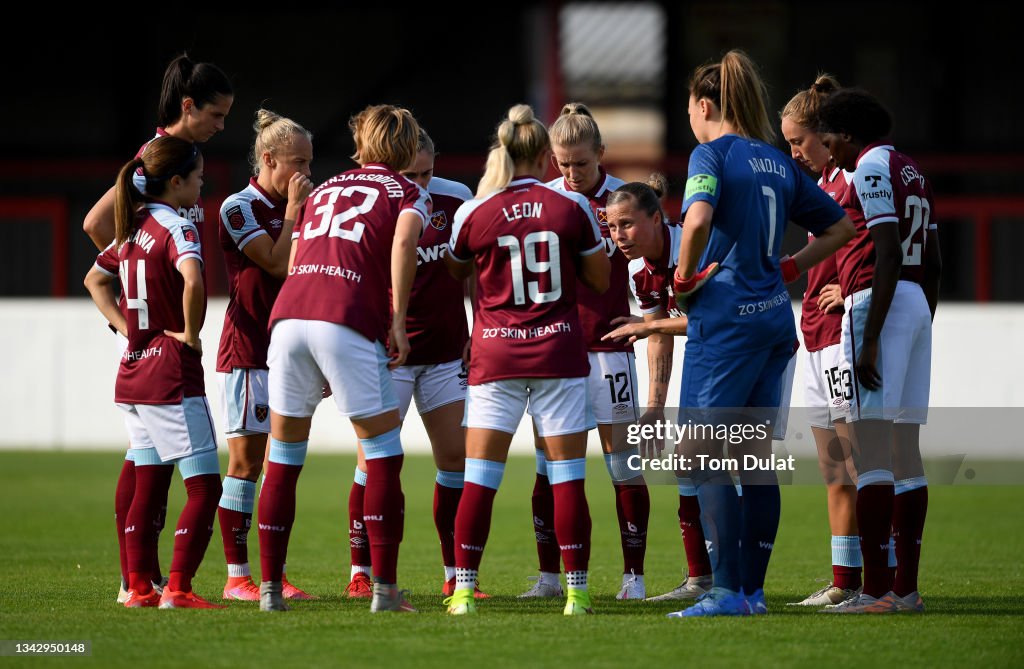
[498,231,562,305]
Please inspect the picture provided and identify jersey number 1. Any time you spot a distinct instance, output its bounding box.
[762,186,778,256]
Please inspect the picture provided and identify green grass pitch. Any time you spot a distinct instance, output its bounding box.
[1,451,1022,668]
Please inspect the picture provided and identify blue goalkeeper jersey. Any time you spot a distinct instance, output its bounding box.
[680,134,845,354]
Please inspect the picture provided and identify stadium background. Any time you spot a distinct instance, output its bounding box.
[1,2,1021,454]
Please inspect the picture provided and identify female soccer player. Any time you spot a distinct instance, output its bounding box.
[779,76,864,607]
[602,176,714,603]
[258,105,429,613]
[443,104,610,616]
[216,109,314,601]
[344,128,485,600]
[817,89,940,614]
[668,50,854,617]
[84,136,223,609]
[81,53,233,603]
[84,54,233,248]
[520,103,651,601]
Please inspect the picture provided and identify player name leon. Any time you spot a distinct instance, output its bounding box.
[502,202,543,221]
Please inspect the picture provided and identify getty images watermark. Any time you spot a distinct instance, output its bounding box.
[607,408,1024,486]
[623,418,795,473]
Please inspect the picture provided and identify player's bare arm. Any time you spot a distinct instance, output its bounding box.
[241,173,313,278]
[164,257,205,354]
[603,313,688,344]
[637,308,673,457]
[858,221,903,390]
[443,248,473,280]
[675,200,713,278]
[82,186,117,251]
[83,265,127,337]
[388,210,421,369]
[789,215,856,275]
[578,246,610,294]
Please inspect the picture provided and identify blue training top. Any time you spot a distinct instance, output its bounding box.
[680,134,845,354]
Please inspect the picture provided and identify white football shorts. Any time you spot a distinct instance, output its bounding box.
[587,351,639,425]
[220,367,271,437]
[392,358,467,421]
[805,343,851,429]
[840,281,932,424]
[465,377,592,437]
[116,396,217,462]
[268,319,398,419]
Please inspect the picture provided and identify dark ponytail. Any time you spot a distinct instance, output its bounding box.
[157,53,233,126]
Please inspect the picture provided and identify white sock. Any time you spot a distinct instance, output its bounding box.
[456,567,478,591]
[444,566,456,581]
[351,565,371,579]
[540,571,561,586]
[227,563,250,578]
[566,570,588,591]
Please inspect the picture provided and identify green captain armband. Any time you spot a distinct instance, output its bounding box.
[685,174,718,199]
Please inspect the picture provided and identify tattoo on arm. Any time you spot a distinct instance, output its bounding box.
[652,389,666,406]
[655,356,671,384]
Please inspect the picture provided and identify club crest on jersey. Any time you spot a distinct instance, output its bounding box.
[182,226,198,243]
[226,205,245,231]
[596,207,608,226]
[430,210,448,231]
[255,404,269,422]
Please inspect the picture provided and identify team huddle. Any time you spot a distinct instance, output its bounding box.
[82,49,938,617]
